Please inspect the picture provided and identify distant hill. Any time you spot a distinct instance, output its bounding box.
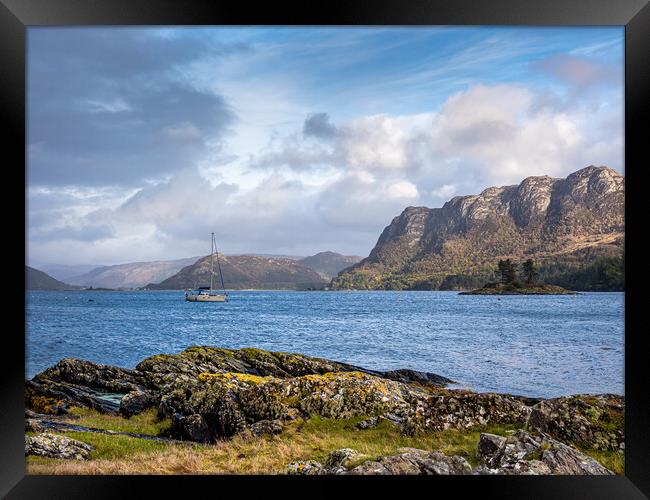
[26,266,80,291]
[332,166,624,291]
[147,254,327,290]
[66,257,201,289]
[299,251,363,279]
[37,263,101,282]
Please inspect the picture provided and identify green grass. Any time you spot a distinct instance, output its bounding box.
[65,407,171,436]
[578,447,624,475]
[25,412,622,475]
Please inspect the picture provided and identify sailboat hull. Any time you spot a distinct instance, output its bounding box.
[185,293,228,302]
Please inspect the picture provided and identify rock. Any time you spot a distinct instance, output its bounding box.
[171,413,211,443]
[285,460,324,475]
[400,392,532,435]
[475,430,614,475]
[25,419,44,432]
[247,419,284,437]
[527,394,624,451]
[348,450,472,475]
[325,448,365,468]
[119,390,156,418]
[331,166,624,291]
[159,371,414,442]
[380,369,454,387]
[355,416,379,430]
[25,433,93,460]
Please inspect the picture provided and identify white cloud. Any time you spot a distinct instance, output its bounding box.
[431,184,457,199]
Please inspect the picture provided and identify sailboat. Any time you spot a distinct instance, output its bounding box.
[185,232,229,302]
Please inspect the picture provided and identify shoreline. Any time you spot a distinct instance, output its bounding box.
[25,346,624,475]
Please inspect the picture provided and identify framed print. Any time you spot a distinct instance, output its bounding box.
[2,0,648,497]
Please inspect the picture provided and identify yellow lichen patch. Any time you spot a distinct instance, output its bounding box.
[303,371,372,384]
[198,372,270,385]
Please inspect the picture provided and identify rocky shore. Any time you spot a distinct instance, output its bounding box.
[459,283,577,295]
[25,346,623,475]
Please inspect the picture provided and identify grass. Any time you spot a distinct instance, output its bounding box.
[64,407,172,436]
[25,410,623,475]
[25,413,521,475]
[578,447,624,475]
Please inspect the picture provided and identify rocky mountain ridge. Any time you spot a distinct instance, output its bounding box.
[332,166,624,290]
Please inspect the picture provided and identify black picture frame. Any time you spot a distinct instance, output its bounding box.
[2,0,648,497]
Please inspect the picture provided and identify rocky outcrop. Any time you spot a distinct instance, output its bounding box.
[119,390,156,418]
[348,449,473,475]
[25,346,623,470]
[283,431,614,476]
[527,394,624,451]
[25,433,93,460]
[25,346,452,417]
[474,430,614,475]
[332,166,624,290]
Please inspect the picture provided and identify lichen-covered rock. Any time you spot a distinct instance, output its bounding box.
[527,394,624,451]
[247,419,284,437]
[325,448,366,468]
[400,392,532,435]
[348,450,472,475]
[475,430,614,475]
[25,419,44,433]
[25,433,93,460]
[355,416,379,430]
[160,371,413,442]
[26,346,450,417]
[119,390,156,418]
[285,460,324,475]
[172,413,211,443]
[137,346,451,390]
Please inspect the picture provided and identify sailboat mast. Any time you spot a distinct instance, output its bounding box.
[213,236,227,295]
[209,232,214,292]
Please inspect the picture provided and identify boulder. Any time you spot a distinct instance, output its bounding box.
[475,430,614,475]
[527,394,624,451]
[247,419,284,437]
[25,433,93,460]
[325,448,366,468]
[400,392,532,435]
[119,390,156,418]
[285,460,325,475]
[355,416,379,430]
[347,449,472,475]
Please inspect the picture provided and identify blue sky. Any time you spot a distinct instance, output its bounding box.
[27,26,624,266]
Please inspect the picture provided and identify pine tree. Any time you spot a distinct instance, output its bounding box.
[522,259,538,285]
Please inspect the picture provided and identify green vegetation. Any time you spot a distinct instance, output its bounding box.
[66,407,172,436]
[538,256,624,292]
[26,413,523,475]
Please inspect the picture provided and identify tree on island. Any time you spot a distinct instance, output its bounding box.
[521,259,539,285]
[497,259,517,284]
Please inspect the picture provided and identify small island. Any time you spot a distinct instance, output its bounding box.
[460,259,577,295]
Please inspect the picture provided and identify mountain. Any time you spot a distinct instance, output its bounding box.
[298,251,363,279]
[36,263,101,282]
[26,266,80,291]
[67,257,201,289]
[147,254,328,290]
[332,166,624,291]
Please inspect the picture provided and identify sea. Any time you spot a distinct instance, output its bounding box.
[25,290,624,399]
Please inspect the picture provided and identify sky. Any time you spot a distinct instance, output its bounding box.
[27,26,624,267]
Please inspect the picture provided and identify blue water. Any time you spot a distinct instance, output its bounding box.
[25,290,624,398]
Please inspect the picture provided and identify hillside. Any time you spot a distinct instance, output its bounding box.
[67,257,201,289]
[147,254,327,290]
[299,252,362,279]
[26,266,80,291]
[332,166,624,291]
